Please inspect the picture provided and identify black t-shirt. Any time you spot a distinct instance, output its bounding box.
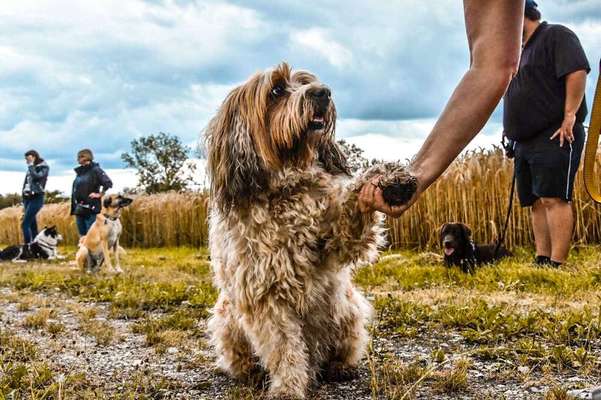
[503,22,590,142]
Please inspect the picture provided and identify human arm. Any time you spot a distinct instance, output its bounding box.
[89,167,113,198]
[28,164,49,181]
[359,0,524,217]
[550,70,587,146]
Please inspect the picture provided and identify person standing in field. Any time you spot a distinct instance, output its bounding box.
[359,0,525,215]
[503,0,589,267]
[70,149,113,237]
[22,150,49,244]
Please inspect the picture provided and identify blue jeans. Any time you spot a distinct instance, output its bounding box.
[22,194,44,243]
[75,214,97,237]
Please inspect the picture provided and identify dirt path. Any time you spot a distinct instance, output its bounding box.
[2,285,599,399]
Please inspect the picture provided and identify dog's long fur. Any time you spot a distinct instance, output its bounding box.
[75,195,132,274]
[204,63,408,399]
[440,222,512,273]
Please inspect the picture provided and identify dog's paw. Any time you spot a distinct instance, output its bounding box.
[321,361,360,382]
[377,165,418,206]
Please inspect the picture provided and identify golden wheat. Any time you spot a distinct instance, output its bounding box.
[0,148,599,249]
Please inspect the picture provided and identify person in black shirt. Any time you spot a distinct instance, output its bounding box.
[70,149,113,236]
[503,0,590,267]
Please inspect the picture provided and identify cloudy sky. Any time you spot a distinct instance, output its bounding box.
[1,0,599,194]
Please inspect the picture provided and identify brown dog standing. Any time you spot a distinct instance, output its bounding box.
[76,195,133,274]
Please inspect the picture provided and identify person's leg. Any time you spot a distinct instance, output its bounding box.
[410,0,524,191]
[539,197,574,264]
[531,199,551,259]
[28,195,44,240]
[84,215,96,235]
[21,198,33,243]
[75,216,88,237]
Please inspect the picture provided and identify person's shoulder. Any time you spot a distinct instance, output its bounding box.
[546,23,579,39]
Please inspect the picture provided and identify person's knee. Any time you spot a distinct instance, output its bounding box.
[539,197,566,209]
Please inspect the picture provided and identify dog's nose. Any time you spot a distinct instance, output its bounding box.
[308,86,331,101]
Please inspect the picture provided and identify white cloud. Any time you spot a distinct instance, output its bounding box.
[340,118,503,162]
[0,168,138,195]
[0,0,599,196]
[290,28,353,68]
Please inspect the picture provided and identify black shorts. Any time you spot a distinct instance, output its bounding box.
[514,123,585,207]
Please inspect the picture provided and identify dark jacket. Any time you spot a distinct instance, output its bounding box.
[22,161,49,197]
[70,162,113,215]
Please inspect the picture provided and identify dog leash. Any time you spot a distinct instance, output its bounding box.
[583,59,601,204]
[494,162,516,258]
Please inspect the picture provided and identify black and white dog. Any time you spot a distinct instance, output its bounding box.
[439,222,512,273]
[0,226,64,262]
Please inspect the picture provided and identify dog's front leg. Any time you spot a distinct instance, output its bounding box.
[113,244,123,274]
[101,242,115,273]
[244,305,309,399]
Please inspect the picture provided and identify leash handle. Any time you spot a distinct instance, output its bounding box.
[584,59,601,204]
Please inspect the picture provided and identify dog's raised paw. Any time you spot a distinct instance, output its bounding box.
[378,167,418,206]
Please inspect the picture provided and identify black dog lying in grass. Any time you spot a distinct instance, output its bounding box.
[439,222,511,273]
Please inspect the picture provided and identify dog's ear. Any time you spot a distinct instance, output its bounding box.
[119,197,133,207]
[317,135,351,176]
[205,82,268,212]
[103,196,113,209]
[460,223,472,240]
[438,223,449,244]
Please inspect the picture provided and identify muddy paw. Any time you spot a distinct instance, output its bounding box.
[378,165,417,206]
[322,361,360,382]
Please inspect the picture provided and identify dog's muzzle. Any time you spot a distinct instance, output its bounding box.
[442,235,455,256]
[307,86,331,130]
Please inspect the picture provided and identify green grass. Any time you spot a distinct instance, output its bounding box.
[0,247,217,318]
[0,245,600,398]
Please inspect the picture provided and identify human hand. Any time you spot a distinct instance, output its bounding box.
[550,113,576,147]
[358,176,420,218]
[89,193,102,199]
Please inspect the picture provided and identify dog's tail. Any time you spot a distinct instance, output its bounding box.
[489,220,499,243]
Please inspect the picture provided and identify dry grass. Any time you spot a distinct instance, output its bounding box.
[0,148,599,249]
[388,147,601,249]
[0,192,210,247]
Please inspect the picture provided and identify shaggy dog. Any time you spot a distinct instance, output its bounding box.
[0,226,64,262]
[440,222,512,273]
[204,63,413,399]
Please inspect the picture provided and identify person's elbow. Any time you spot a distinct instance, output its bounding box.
[566,69,587,85]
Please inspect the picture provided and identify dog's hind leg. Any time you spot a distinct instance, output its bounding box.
[208,294,257,380]
[243,305,309,399]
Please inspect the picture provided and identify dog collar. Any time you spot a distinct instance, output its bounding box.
[103,213,119,221]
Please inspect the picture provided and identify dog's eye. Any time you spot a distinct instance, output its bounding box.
[271,85,285,97]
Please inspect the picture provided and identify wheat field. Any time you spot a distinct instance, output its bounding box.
[0,147,599,249]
